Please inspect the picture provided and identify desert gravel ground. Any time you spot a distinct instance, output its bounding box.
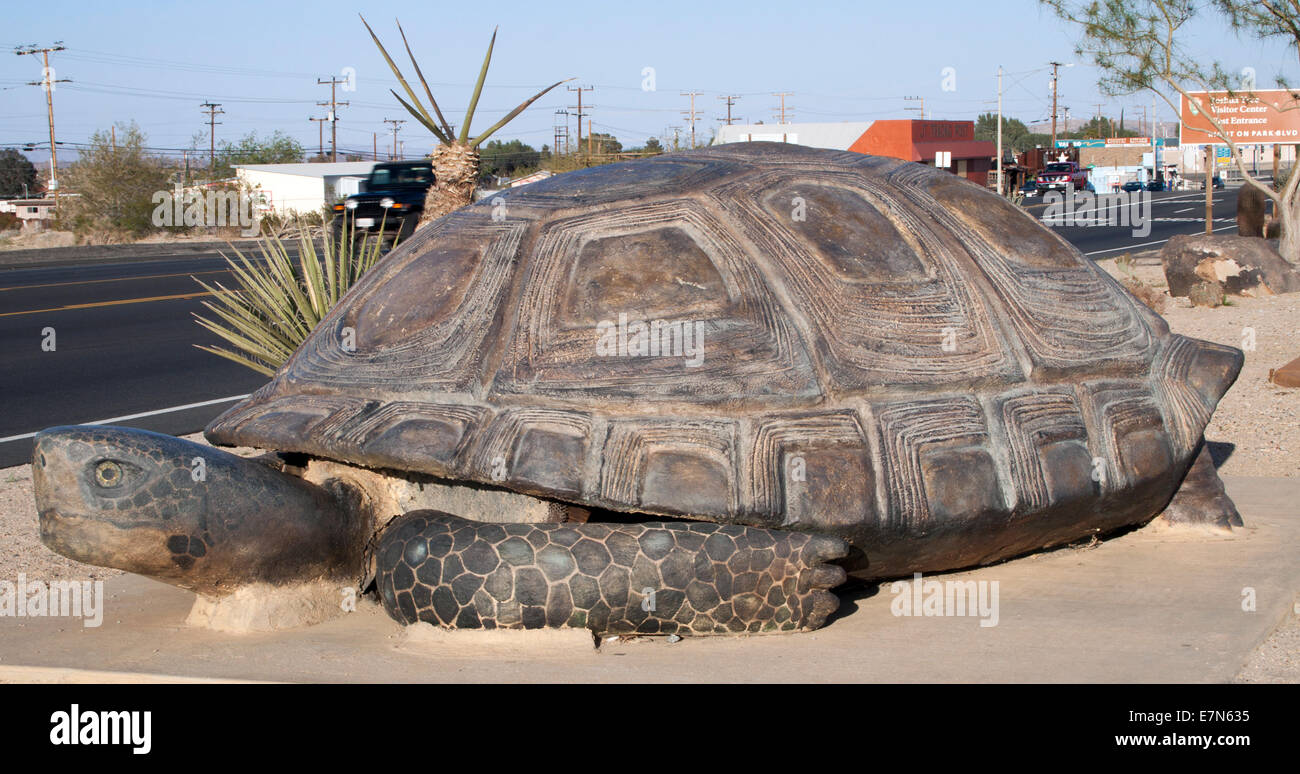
[1,280,1295,681]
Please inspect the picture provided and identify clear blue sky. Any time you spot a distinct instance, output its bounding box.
[2,0,1295,160]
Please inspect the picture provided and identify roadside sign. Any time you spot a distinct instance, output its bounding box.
[1180,89,1300,145]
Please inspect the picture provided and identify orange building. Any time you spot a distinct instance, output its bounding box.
[848,120,995,184]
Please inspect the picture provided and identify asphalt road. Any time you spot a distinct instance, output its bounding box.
[0,255,268,467]
[0,188,1245,468]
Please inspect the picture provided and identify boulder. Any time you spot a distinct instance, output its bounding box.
[1187,281,1223,308]
[1160,233,1300,299]
[1269,355,1300,388]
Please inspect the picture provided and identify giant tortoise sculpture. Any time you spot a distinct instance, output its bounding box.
[32,143,1243,636]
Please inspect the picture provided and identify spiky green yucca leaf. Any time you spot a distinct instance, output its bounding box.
[361,14,572,150]
[194,217,390,376]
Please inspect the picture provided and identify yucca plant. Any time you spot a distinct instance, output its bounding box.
[193,217,389,375]
[361,15,570,226]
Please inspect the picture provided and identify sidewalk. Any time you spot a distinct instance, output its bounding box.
[1,476,1295,683]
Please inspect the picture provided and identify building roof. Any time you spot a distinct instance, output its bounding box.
[714,122,873,151]
[849,120,994,162]
[234,162,378,178]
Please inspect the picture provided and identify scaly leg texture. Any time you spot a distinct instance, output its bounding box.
[376,511,848,635]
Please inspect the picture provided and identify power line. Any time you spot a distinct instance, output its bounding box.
[681,91,703,148]
[383,118,405,161]
[200,101,223,171]
[717,94,739,126]
[772,92,793,124]
[567,84,594,159]
[15,42,69,202]
[316,76,350,162]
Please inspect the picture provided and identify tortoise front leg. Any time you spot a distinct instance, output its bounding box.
[376,511,848,635]
[1158,439,1243,530]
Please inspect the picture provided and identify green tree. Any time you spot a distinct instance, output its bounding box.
[974,113,1033,151]
[0,150,39,197]
[61,122,171,237]
[586,132,623,156]
[479,139,540,180]
[208,131,304,179]
[1043,0,1300,264]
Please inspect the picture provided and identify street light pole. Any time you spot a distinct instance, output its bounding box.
[997,66,1004,196]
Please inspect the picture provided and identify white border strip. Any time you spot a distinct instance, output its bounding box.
[0,394,250,444]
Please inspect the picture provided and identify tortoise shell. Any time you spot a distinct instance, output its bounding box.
[207,143,1241,576]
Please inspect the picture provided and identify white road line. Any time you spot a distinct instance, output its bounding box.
[1083,224,1239,257]
[1174,207,1194,213]
[0,394,250,444]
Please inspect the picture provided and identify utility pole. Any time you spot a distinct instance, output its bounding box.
[668,126,682,151]
[996,66,1004,196]
[903,95,925,119]
[568,85,594,159]
[16,43,68,201]
[309,116,327,160]
[718,95,739,126]
[681,91,702,148]
[1093,103,1104,138]
[384,118,406,161]
[773,92,793,124]
[373,132,378,160]
[1049,61,1064,148]
[200,101,224,173]
[1151,95,1158,183]
[553,110,570,155]
[317,77,350,162]
[1205,144,1214,234]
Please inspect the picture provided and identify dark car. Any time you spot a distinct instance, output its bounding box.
[1018,179,1039,198]
[1121,180,1144,192]
[1145,179,1165,192]
[1201,175,1225,190]
[331,161,434,243]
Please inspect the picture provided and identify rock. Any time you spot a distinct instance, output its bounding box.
[1121,278,1167,313]
[1160,233,1300,299]
[1269,355,1300,388]
[1187,281,1224,308]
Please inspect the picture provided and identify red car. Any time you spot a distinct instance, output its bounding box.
[1036,161,1089,192]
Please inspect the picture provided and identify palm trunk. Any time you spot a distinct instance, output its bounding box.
[418,143,479,227]
[1279,193,1300,265]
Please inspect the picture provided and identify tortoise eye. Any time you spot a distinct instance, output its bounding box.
[94,460,124,488]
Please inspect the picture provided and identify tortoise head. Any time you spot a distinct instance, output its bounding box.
[32,426,367,595]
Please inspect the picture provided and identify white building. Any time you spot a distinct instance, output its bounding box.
[714,122,872,151]
[0,198,57,231]
[234,162,378,216]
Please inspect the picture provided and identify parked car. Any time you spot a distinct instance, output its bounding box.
[1019,180,1040,198]
[1121,180,1145,192]
[1145,179,1165,192]
[331,161,434,243]
[1036,161,1089,192]
[1200,175,1225,190]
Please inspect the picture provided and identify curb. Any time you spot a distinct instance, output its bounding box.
[0,239,268,270]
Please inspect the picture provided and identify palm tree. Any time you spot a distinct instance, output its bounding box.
[362,16,570,226]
